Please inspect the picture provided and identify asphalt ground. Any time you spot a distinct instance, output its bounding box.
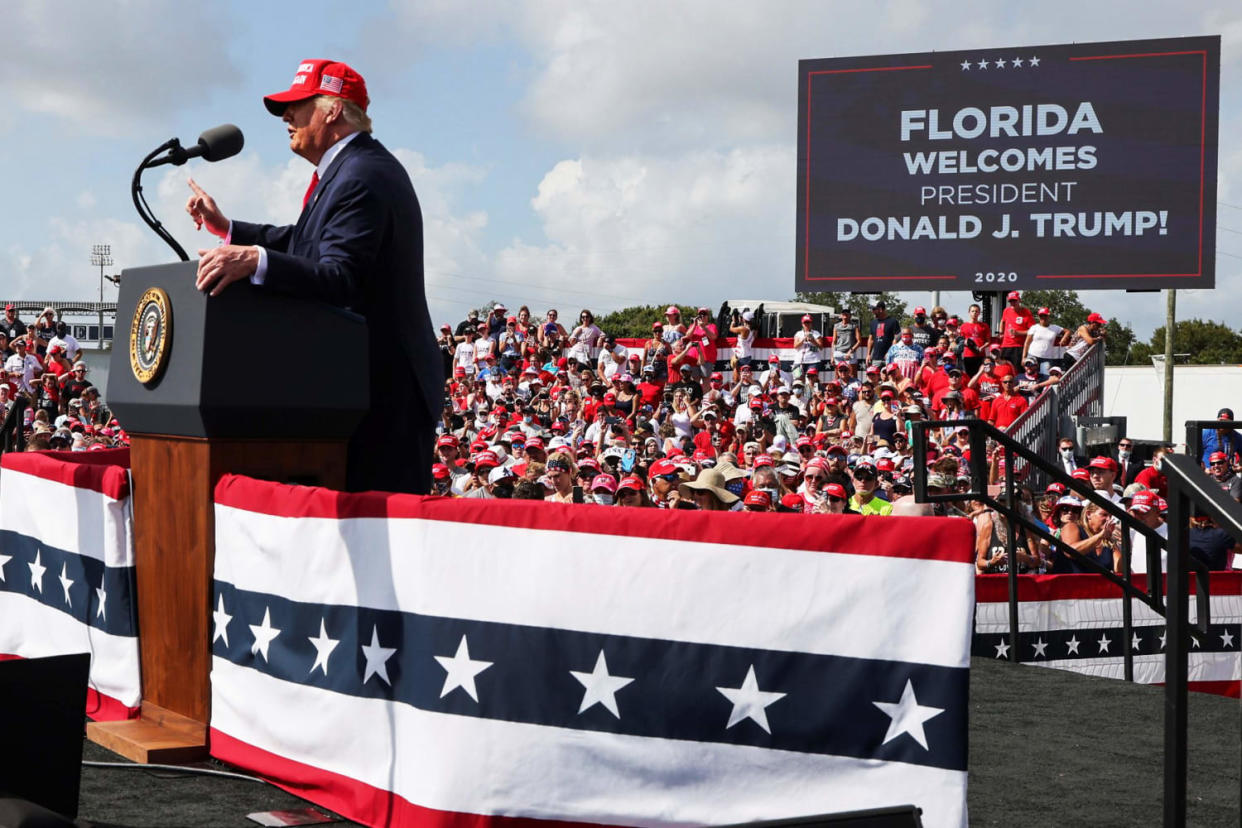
[65,657,1239,827]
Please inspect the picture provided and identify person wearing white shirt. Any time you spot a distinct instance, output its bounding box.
[1127,491,1168,574]
[5,340,41,393]
[47,322,81,362]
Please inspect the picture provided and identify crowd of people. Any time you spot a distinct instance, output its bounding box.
[0,304,121,452]
[4,293,1236,574]
[420,293,1242,573]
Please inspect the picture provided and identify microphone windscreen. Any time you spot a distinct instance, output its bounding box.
[197,124,244,162]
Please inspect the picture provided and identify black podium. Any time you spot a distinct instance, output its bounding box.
[95,261,368,762]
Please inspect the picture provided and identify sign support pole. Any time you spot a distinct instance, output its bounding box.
[1163,289,1176,443]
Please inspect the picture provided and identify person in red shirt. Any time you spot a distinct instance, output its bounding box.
[687,307,719,378]
[635,365,663,410]
[959,303,991,348]
[931,369,980,417]
[989,375,1029,429]
[999,291,1034,368]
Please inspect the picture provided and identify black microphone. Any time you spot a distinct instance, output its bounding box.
[147,124,244,168]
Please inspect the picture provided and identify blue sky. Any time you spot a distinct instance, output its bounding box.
[2,0,1239,340]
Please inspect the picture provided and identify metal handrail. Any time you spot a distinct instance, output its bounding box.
[912,418,1233,828]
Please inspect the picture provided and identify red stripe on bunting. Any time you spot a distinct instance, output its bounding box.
[0,653,139,721]
[213,474,976,565]
[1,448,131,500]
[211,728,624,828]
[975,572,1242,603]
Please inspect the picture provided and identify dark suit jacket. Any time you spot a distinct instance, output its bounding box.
[231,132,443,492]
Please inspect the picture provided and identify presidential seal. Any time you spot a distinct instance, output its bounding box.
[129,287,172,385]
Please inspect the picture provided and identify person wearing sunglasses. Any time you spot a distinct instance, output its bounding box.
[1208,451,1242,503]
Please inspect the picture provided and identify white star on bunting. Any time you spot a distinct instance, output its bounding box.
[977,59,989,70]
[1097,634,1111,654]
[995,58,1007,68]
[994,640,1010,659]
[435,635,492,702]
[95,585,107,621]
[212,594,232,646]
[1012,56,1024,67]
[249,607,281,662]
[1159,629,1167,649]
[1066,635,1081,655]
[308,618,339,676]
[570,650,634,718]
[960,60,972,71]
[1221,629,1235,648]
[1029,56,1041,67]
[0,553,11,582]
[28,551,46,593]
[360,626,397,686]
[717,664,785,734]
[58,562,74,608]
[1132,633,1142,652]
[873,679,944,751]
[1032,638,1048,658]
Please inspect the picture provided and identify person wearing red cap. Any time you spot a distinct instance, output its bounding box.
[793,313,825,381]
[1208,450,1242,503]
[2,304,26,343]
[187,59,442,495]
[1087,455,1121,504]
[1064,311,1107,364]
[998,291,1033,369]
[1021,306,1068,375]
[909,307,936,349]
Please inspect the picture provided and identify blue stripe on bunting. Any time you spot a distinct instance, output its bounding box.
[972,625,1242,661]
[213,580,968,771]
[0,529,138,638]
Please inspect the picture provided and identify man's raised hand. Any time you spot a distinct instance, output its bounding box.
[185,177,230,239]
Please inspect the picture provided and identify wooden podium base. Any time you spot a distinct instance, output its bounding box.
[84,433,348,764]
[86,702,208,764]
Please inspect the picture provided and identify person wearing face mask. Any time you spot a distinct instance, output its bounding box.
[909,307,937,349]
[1057,437,1086,475]
[589,473,618,505]
[1115,438,1142,487]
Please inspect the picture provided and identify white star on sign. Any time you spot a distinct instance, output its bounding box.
[361,625,397,686]
[435,635,492,702]
[1032,638,1048,658]
[58,562,74,608]
[0,553,11,582]
[28,551,46,593]
[1066,635,1081,655]
[995,57,1007,68]
[717,664,786,734]
[1221,629,1235,648]
[570,650,634,718]
[873,679,944,751]
[994,640,1010,659]
[1097,634,1111,654]
[95,585,107,621]
[1012,56,1024,67]
[249,607,281,662]
[307,618,339,676]
[977,59,989,70]
[212,594,232,646]
[960,59,972,71]
[1029,56,1041,67]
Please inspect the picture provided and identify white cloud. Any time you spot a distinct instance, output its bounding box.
[75,191,97,210]
[2,0,240,134]
[494,146,793,314]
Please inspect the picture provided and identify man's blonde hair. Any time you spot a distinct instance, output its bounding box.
[314,95,372,134]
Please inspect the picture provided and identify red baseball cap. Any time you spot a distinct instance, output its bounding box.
[1037,307,1051,316]
[780,493,805,512]
[617,475,644,492]
[1071,467,1091,480]
[913,306,926,315]
[743,490,772,508]
[823,483,848,499]
[802,314,812,322]
[1210,451,1229,463]
[753,453,774,468]
[1088,456,1117,471]
[1007,291,1021,301]
[264,59,369,115]
[432,463,451,480]
[1129,491,1157,512]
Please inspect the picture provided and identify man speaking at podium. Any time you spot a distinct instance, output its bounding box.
[187,59,442,495]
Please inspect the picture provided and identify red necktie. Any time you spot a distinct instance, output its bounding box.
[302,171,319,209]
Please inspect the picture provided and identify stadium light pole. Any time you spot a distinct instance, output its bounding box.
[91,244,113,350]
[1163,289,1175,443]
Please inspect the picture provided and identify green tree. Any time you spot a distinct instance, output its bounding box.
[792,291,908,324]
[1138,320,1242,365]
[596,303,701,339]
